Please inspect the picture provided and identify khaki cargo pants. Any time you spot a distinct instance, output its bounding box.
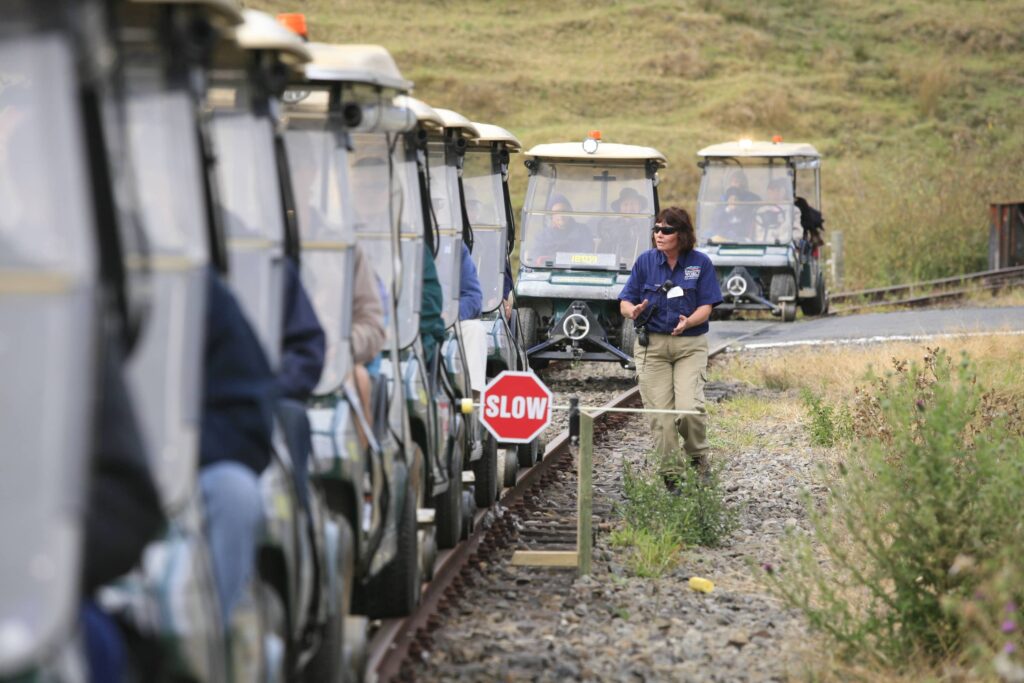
[634,333,709,478]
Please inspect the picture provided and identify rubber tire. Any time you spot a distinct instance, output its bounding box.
[361,481,421,619]
[472,433,499,508]
[501,447,519,488]
[517,438,539,468]
[303,518,355,683]
[769,273,796,303]
[520,307,539,350]
[433,443,463,550]
[619,318,637,366]
[800,272,827,316]
[419,529,437,582]
[433,476,462,550]
[782,301,798,322]
[460,491,475,539]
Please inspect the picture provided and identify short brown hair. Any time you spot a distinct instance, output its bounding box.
[653,206,696,253]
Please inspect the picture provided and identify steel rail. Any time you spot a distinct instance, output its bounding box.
[831,265,1024,305]
[367,336,746,682]
[367,383,642,682]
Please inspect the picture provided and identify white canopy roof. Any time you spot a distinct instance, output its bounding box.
[234,10,310,64]
[395,96,444,131]
[525,141,667,167]
[433,108,479,139]
[302,43,411,92]
[698,140,820,158]
[468,122,521,152]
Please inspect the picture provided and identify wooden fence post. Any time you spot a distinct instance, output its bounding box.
[577,411,593,576]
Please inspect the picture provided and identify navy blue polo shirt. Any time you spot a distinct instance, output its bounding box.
[618,248,723,336]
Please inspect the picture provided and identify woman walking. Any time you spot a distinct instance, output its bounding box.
[618,207,723,488]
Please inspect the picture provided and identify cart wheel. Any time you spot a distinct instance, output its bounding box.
[800,272,827,316]
[782,301,797,322]
[472,433,499,508]
[434,438,463,549]
[619,318,637,366]
[520,307,539,350]
[500,447,518,487]
[460,490,476,539]
[517,438,538,468]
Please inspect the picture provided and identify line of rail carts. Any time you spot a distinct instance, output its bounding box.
[0,2,828,681]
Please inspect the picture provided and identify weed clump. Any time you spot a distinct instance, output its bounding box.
[801,389,853,447]
[611,462,738,576]
[765,349,1024,672]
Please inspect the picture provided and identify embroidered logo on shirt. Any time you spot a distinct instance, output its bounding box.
[684,266,701,280]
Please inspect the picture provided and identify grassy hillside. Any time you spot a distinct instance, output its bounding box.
[251,0,1024,289]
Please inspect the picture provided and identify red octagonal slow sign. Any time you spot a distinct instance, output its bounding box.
[480,371,553,444]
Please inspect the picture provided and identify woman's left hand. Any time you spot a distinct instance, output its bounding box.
[671,314,688,336]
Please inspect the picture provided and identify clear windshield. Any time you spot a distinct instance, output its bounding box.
[125,77,207,260]
[427,140,462,327]
[212,105,286,367]
[394,142,423,349]
[0,31,97,670]
[285,125,353,244]
[348,133,400,288]
[0,37,95,275]
[285,124,355,391]
[349,132,402,346]
[463,150,506,313]
[212,110,285,243]
[696,161,800,245]
[521,162,653,271]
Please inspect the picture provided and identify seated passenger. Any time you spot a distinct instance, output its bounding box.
[529,195,587,266]
[457,242,487,397]
[199,269,277,629]
[83,343,166,682]
[611,187,647,215]
[597,187,649,254]
[421,247,446,365]
[276,257,326,512]
[712,186,757,242]
[350,243,386,445]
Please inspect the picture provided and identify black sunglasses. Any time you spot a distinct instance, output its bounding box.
[652,225,679,235]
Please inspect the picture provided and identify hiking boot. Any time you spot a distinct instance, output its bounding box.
[662,474,683,495]
[690,453,712,485]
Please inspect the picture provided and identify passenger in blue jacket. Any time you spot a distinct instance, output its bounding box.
[276,257,326,511]
[198,269,277,626]
[459,242,483,321]
[458,242,487,396]
[278,258,326,401]
[618,207,723,488]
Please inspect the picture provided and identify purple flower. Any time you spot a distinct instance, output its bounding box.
[1004,642,1017,655]
[1007,602,1019,614]
[1002,620,1017,634]
[915,399,926,411]
[761,562,775,575]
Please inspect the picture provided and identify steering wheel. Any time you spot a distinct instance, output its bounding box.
[755,205,785,230]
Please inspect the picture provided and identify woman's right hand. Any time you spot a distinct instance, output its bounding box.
[627,299,650,320]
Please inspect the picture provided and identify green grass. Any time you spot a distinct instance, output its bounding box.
[251,0,1024,289]
[610,461,737,578]
[609,526,682,578]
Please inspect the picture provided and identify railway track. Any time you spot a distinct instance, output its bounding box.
[367,342,742,682]
[366,366,637,682]
[830,265,1024,313]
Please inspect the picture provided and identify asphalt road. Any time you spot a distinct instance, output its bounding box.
[707,306,1024,351]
